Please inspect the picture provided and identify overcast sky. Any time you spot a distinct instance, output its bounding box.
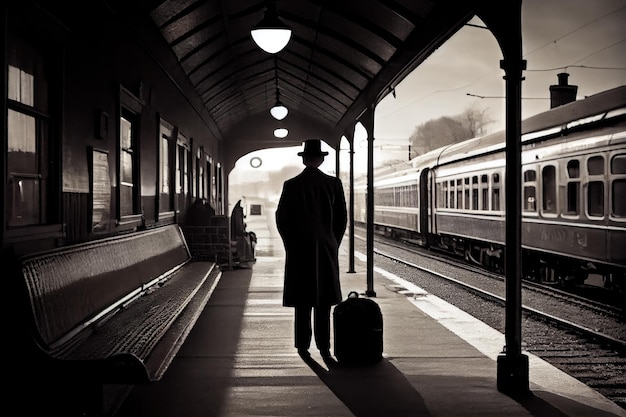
[231,0,626,184]
[374,0,626,142]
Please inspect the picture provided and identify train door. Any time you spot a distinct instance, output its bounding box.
[419,168,430,247]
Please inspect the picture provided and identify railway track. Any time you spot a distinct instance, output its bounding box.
[353,232,626,410]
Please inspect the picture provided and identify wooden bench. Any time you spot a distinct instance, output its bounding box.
[13,224,221,416]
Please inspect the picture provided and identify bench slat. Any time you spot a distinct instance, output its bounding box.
[21,225,191,348]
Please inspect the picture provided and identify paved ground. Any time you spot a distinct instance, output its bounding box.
[115,208,626,417]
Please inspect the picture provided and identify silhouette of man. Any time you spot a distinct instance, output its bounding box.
[276,139,348,359]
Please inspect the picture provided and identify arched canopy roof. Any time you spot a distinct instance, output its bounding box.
[108,0,519,168]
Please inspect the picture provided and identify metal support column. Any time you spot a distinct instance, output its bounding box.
[496,55,529,398]
[360,108,376,297]
[346,129,356,273]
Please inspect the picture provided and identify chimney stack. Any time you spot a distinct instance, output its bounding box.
[549,73,578,108]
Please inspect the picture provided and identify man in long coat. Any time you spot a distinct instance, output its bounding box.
[276,139,348,359]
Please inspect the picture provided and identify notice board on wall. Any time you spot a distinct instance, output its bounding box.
[91,147,111,232]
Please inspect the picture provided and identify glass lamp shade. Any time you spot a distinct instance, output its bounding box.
[250,5,292,54]
[270,103,288,120]
[251,28,292,54]
[274,128,288,138]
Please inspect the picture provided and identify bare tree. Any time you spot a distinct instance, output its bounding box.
[409,103,494,158]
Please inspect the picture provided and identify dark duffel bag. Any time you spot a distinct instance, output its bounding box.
[333,291,383,365]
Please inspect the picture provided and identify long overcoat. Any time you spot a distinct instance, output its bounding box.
[276,166,348,307]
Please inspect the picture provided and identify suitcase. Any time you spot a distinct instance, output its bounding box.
[333,291,383,365]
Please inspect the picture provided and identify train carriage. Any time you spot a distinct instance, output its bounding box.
[355,85,626,291]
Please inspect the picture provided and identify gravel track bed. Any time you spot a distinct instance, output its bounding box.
[353,237,626,409]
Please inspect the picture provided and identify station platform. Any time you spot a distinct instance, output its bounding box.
[115,209,626,417]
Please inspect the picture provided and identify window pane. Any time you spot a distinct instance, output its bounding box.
[7,109,37,173]
[567,183,579,214]
[8,176,40,226]
[121,151,133,183]
[542,165,556,213]
[588,156,604,175]
[120,184,133,216]
[588,181,604,216]
[613,180,626,217]
[524,170,536,182]
[524,187,536,212]
[612,154,626,174]
[161,137,169,193]
[492,189,500,211]
[120,117,132,149]
[567,160,580,178]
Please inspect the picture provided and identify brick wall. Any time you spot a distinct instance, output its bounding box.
[181,216,230,266]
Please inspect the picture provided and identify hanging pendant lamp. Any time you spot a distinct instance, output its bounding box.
[270,89,288,120]
[274,128,288,138]
[251,1,292,54]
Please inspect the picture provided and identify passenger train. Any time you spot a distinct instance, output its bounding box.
[354,85,626,292]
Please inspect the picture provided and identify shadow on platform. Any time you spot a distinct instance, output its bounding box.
[520,391,625,417]
[302,356,432,417]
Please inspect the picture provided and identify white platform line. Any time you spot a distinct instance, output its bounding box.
[352,250,626,416]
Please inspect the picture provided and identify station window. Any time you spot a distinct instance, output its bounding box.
[176,132,191,213]
[587,156,604,217]
[566,160,580,215]
[158,119,174,215]
[119,110,138,217]
[542,166,556,214]
[196,148,204,200]
[611,154,626,217]
[492,173,501,211]
[207,155,214,208]
[6,31,57,227]
[523,169,537,212]
[118,87,143,221]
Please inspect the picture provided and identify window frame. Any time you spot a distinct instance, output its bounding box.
[117,86,143,227]
[4,22,62,238]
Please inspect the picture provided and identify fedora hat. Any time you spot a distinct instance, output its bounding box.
[297,139,329,156]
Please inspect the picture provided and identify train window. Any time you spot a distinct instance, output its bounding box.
[588,181,604,217]
[565,160,580,215]
[480,175,488,210]
[449,180,455,208]
[456,179,462,209]
[612,154,626,174]
[588,156,604,176]
[542,166,556,214]
[523,169,537,212]
[524,170,536,182]
[587,156,605,218]
[567,160,580,178]
[492,173,501,211]
[611,155,626,217]
[464,178,470,210]
[613,180,626,217]
[471,176,478,210]
[566,183,579,215]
